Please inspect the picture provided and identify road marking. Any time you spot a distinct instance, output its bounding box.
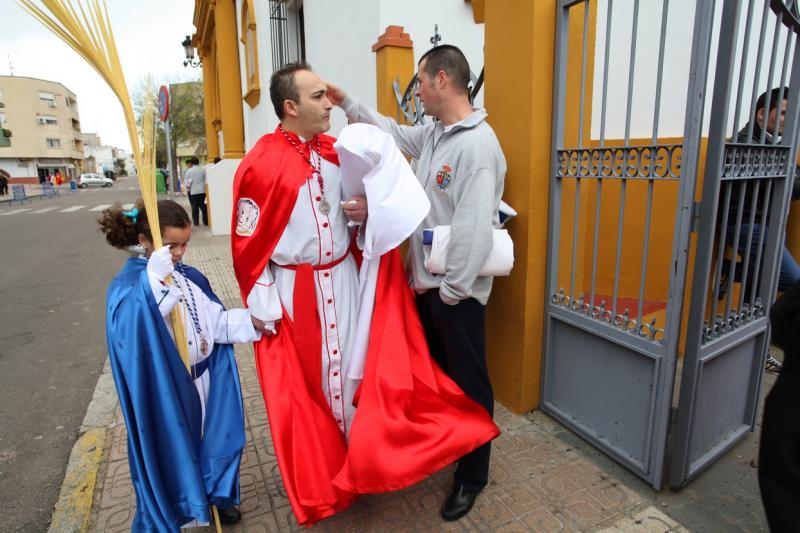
[0,208,32,216]
[89,204,111,212]
[30,207,59,214]
[59,205,86,213]
[127,187,137,191]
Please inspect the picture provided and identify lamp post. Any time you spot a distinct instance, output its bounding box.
[181,35,201,68]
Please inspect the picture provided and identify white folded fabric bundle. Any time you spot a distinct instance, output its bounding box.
[423,226,514,277]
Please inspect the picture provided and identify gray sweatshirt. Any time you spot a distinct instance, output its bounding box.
[341,96,507,305]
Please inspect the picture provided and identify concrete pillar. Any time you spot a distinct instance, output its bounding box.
[213,0,245,159]
[483,1,557,413]
[372,26,415,122]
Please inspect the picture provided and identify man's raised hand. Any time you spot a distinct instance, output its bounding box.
[325,83,346,106]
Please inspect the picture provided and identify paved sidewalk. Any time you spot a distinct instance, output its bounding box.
[60,227,771,532]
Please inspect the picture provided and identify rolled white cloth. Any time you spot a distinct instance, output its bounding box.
[424,226,514,277]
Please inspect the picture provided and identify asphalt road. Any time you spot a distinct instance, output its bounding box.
[0,177,141,532]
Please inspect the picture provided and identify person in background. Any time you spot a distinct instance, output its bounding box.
[184,157,208,226]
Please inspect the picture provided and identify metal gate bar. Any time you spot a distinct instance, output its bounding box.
[669,0,800,486]
[543,0,707,489]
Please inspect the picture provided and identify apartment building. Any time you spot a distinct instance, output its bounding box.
[0,76,85,184]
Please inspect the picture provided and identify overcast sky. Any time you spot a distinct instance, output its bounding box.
[0,0,201,151]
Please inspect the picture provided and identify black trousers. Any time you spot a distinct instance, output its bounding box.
[189,193,208,225]
[416,290,494,491]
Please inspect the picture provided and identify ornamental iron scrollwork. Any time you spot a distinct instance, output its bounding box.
[701,299,766,344]
[771,0,800,32]
[550,288,666,343]
[721,143,791,180]
[556,145,682,180]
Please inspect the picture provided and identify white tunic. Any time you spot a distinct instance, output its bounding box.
[245,152,360,437]
[148,267,259,434]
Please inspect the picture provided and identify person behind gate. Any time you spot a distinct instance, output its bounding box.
[326,44,507,521]
[231,62,499,526]
[720,87,800,296]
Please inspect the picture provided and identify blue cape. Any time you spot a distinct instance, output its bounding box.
[105,257,245,531]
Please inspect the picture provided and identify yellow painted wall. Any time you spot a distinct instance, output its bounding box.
[483,1,562,413]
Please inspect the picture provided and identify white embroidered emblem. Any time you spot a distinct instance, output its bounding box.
[236,198,259,236]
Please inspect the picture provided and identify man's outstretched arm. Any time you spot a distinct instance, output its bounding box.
[326,83,428,160]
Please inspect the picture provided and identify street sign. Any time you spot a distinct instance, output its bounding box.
[158,85,169,121]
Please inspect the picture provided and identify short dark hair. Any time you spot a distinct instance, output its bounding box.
[756,87,788,114]
[270,62,312,119]
[419,45,471,96]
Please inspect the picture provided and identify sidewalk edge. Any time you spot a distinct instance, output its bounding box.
[48,358,119,533]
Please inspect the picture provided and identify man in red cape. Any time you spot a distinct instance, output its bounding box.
[231,63,499,527]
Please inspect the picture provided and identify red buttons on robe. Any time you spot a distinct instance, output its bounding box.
[324,272,330,277]
[316,196,321,201]
[333,349,338,355]
[323,222,329,228]
[330,324,336,329]
[334,394,340,400]
[327,299,332,304]
[333,371,339,377]
[326,251,332,256]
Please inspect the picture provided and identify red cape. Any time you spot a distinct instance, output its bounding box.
[232,128,500,526]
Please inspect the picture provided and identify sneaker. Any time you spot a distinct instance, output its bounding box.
[765,355,783,374]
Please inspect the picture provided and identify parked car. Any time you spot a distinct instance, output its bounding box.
[79,173,113,188]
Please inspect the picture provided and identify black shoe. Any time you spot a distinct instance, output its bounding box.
[441,484,480,522]
[217,506,242,525]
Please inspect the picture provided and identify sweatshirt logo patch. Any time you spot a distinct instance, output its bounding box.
[235,198,259,236]
[435,164,453,190]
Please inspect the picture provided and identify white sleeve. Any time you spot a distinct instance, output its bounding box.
[147,271,182,318]
[205,299,262,344]
[246,263,282,330]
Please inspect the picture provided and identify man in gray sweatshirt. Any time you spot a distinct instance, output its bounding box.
[327,44,506,521]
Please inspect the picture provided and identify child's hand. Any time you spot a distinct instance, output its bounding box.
[251,315,277,335]
[147,246,175,281]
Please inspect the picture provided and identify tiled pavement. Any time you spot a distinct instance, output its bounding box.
[85,226,770,532]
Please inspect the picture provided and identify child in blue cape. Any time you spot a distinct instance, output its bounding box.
[99,199,263,530]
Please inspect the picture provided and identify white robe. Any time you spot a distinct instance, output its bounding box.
[148,267,259,434]
[245,152,360,437]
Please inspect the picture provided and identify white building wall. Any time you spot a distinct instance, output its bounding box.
[0,159,37,178]
[303,0,380,136]
[591,0,788,141]
[246,0,484,139]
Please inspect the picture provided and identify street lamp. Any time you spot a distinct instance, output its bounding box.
[181,35,201,68]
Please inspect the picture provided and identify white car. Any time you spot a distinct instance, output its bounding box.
[79,173,113,188]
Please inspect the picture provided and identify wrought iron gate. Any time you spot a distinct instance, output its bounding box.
[669,0,800,487]
[542,0,800,489]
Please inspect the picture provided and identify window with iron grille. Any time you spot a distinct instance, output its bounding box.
[46,138,60,149]
[269,0,305,71]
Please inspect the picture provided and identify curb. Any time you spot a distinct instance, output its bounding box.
[48,359,119,533]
